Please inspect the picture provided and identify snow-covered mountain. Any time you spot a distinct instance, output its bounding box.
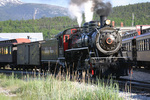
[0,1,68,21]
[0,0,23,6]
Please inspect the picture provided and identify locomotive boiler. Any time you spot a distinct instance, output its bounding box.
[71,18,121,56]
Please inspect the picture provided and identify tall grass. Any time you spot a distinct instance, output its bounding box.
[0,73,123,100]
[0,94,11,100]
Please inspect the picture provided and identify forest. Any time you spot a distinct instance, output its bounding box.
[0,2,150,39]
[108,2,150,26]
[0,17,78,39]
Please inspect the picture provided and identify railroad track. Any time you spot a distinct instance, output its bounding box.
[0,69,46,76]
[116,78,150,95]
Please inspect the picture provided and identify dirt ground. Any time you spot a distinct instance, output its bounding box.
[0,87,16,97]
[119,68,150,100]
[120,68,150,83]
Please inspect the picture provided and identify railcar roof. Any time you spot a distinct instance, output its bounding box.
[122,32,150,42]
[0,38,30,45]
[15,38,30,44]
[16,40,45,46]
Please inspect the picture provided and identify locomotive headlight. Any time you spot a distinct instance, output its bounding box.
[97,22,101,27]
[106,20,111,25]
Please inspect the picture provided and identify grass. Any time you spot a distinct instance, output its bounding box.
[0,93,11,100]
[0,73,123,100]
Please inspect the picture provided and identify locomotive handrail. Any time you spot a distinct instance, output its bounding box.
[91,57,128,59]
[65,47,89,52]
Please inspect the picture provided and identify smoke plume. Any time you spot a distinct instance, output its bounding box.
[68,0,112,27]
[93,0,112,16]
[68,4,83,27]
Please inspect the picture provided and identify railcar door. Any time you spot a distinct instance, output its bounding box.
[58,36,64,57]
[132,39,137,62]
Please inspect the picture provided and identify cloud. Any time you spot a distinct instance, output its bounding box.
[22,0,69,7]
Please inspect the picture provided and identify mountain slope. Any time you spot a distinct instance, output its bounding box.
[0,1,68,21]
[0,0,23,6]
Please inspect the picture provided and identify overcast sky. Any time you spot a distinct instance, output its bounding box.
[21,0,150,7]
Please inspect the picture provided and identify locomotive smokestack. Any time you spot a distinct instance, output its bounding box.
[100,16,106,28]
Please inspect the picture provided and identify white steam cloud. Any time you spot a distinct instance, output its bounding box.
[68,4,83,27]
[84,0,94,22]
[68,0,112,27]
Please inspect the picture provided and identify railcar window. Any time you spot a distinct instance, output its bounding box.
[125,43,127,51]
[145,39,147,51]
[138,41,140,51]
[9,46,12,54]
[141,40,143,51]
[129,42,131,51]
[140,40,142,51]
[4,47,6,54]
[122,44,126,51]
[149,39,150,50]
[126,43,128,51]
[147,39,149,50]
[3,47,5,54]
[128,43,130,51]
[142,40,144,51]
[0,48,1,54]
[140,41,142,51]
[141,40,142,51]
[6,47,8,54]
[127,43,128,51]
[143,40,145,51]
[2,47,3,55]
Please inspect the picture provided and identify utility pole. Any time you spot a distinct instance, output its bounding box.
[132,13,134,27]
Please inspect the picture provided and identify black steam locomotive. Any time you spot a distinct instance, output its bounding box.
[0,17,129,78]
[42,16,128,78]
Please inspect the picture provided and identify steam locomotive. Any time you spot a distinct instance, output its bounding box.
[50,16,128,78]
[0,16,129,78]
